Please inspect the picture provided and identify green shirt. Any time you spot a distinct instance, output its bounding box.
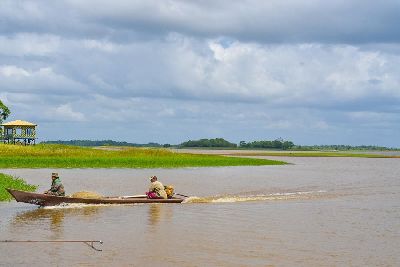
[50,178,65,196]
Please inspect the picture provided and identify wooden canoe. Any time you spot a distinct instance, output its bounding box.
[6,189,185,206]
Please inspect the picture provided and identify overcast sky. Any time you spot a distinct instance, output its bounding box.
[1,0,399,146]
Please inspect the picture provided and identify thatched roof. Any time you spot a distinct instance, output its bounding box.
[1,120,37,126]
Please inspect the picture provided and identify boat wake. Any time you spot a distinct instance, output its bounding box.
[182,190,328,203]
[41,191,330,207]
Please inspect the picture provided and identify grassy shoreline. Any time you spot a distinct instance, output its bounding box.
[0,173,37,201]
[0,144,287,168]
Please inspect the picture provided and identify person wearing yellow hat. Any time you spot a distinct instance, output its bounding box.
[146,176,167,199]
[44,172,65,196]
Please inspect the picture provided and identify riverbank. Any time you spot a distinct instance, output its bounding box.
[224,151,400,158]
[0,144,286,168]
[173,148,400,158]
[0,173,37,201]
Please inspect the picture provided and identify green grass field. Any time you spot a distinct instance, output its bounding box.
[0,173,37,201]
[0,144,287,168]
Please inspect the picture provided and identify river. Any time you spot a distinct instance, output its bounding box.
[0,156,399,266]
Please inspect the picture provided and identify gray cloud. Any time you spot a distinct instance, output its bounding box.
[2,1,400,43]
[59,1,400,43]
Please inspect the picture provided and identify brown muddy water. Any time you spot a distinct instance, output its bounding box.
[0,157,399,266]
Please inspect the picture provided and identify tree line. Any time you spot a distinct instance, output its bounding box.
[179,138,295,150]
[1,99,397,151]
[42,138,296,150]
[41,140,165,147]
[178,139,398,150]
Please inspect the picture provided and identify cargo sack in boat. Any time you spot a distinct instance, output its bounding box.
[164,185,174,199]
[70,191,102,199]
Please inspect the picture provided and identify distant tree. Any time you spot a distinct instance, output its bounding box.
[282,141,294,150]
[180,138,237,148]
[0,100,10,124]
[239,138,295,150]
[239,141,247,147]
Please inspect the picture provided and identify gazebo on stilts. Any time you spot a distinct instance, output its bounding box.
[0,120,37,145]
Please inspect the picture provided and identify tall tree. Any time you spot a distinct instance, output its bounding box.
[0,100,10,124]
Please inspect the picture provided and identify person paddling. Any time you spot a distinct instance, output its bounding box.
[146,176,167,199]
[44,172,65,196]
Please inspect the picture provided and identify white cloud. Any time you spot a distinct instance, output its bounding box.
[0,65,87,95]
[0,65,30,77]
[0,34,60,56]
[83,39,116,52]
[50,104,86,122]
[159,39,400,106]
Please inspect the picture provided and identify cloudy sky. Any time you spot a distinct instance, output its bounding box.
[1,0,399,146]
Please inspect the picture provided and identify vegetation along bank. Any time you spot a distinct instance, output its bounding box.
[0,144,287,168]
[0,173,37,201]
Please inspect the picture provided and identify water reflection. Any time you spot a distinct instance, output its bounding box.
[148,204,161,226]
[13,208,66,230]
[11,206,102,233]
[147,204,174,229]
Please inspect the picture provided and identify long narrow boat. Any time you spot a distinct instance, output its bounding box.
[7,189,185,206]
